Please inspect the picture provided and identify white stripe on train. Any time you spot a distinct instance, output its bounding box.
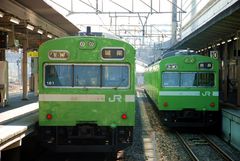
[159,91,219,96]
[39,94,135,102]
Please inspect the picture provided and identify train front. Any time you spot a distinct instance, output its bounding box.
[38,35,135,153]
[159,54,219,127]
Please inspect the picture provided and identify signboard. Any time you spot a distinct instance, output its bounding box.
[48,50,69,60]
[210,51,218,59]
[27,51,39,57]
[102,48,124,59]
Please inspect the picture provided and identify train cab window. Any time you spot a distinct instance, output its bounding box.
[102,65,129,88]
[162,72,180,87]
[74,65,100,87]
[45,65,72,86]
[180,73,198,87]
[198,73,214,87]
[44,64,129,88]
[162,72,214,87]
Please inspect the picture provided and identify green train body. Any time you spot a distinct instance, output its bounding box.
[38,35,135,152]
[144,50,219,127]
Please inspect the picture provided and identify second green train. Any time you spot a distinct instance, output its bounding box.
[144,50,219,127]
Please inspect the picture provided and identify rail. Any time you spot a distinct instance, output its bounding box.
[176,131,235,161]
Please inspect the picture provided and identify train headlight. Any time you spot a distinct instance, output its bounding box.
[199,62,213,69]
[79,41,86,47]
[79,39,96,49]
[184,57,196,63]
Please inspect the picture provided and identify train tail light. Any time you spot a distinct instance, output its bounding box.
[163,102,168,107]
[46,114,52,120]
[121,114,127,119]
[209,102,215,107]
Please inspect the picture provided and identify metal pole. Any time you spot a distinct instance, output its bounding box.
[171,0,177,45]
[223,43,228,102]
[115,12,117,35]
[22,32,28,100]
[237,31,240,106]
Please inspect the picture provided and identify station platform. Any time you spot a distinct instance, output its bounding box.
[0,92,38,113]
[221,104,240,151]
[0,92,38,155]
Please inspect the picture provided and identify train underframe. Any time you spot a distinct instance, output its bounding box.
[39,125,133,153]
[159,110,220,127]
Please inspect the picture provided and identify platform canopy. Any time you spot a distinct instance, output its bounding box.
[0,0,80,49]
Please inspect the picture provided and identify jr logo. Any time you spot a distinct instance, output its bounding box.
[108,95,122,102]
[202,91,211,96]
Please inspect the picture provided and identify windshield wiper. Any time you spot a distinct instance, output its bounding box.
[114,78,126,90]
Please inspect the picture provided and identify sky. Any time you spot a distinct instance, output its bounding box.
[44,0,178,47]
[43,0,210,47]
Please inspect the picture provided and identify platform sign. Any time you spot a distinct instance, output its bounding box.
[27,51,39,57]
[210,51,218,59]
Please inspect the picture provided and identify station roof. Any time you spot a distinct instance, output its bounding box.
[172,0,240,50]
[15,0,79,35]
[0,0,79,49]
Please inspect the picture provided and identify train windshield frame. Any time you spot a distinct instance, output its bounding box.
[162,72,215,87]
[44,63,130,89]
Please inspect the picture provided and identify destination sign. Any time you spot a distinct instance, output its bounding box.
[102,48,124,59]
[48,50,69,60]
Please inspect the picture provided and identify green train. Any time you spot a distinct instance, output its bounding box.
[144,50,219,127]
[38,31,135,154]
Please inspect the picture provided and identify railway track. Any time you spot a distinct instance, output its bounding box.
[176,132,235,161]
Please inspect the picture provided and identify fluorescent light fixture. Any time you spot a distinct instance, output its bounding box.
[37,29,43,34]
[208,46,211,49]
[221,41,225,44]
[10,17,20,24]
[216,43,220,46]
[201,49,204,51]
[0,11,4,18]
[26,24,34,31]
[47,34,52,38]
[227,39,232,42]
[233,37,239,40]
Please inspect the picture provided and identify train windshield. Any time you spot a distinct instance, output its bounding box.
[162,72,214,87]
[45,64,129,88]
[45,65,72,86]
[74,65,101,87]
[102,66,129,87]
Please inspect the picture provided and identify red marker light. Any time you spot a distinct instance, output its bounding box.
[210,102,215,107]
[163,102,168,107]
[121,114,127,119]
[46,114,52,120]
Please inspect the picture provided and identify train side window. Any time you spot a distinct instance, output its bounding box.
[102,65,129,88]
[45,65,72,86]
[74,65,100,87]
[162,72,180,87]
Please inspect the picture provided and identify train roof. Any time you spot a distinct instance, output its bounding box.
[161,49,197,59]
[147,49,198,67]
[79,32,121,40]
